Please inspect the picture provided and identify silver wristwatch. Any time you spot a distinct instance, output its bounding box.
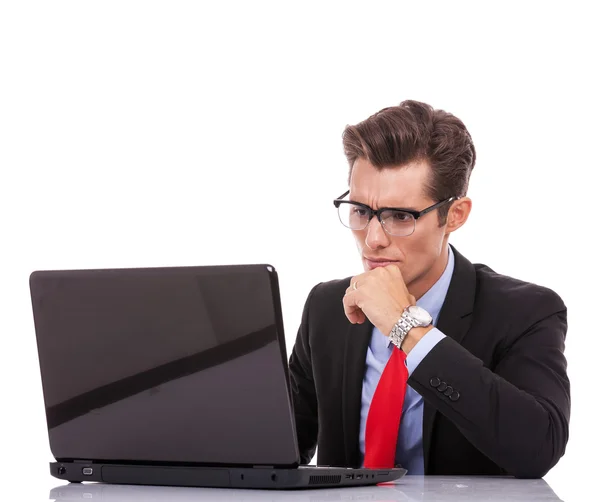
[389,305,433,350]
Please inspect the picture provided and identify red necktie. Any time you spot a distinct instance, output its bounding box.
[363,346,408,469]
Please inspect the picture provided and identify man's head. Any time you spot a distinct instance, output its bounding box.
[340,100,475,299]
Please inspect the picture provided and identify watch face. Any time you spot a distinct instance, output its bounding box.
[407,305,433,326]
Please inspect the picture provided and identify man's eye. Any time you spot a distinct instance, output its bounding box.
[351,207,369,217]
[392,211,411,222]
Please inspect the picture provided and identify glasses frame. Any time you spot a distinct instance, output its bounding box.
[332,190,459,236]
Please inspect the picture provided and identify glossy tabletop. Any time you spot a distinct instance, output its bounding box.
[48,475,567,501]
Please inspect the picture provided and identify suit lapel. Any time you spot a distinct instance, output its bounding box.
[342,315,372,467]
[422,245,477,472]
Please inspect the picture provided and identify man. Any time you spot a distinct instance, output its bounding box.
[288,100,569,479]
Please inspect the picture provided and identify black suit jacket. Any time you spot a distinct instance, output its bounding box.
[288,246,570,478]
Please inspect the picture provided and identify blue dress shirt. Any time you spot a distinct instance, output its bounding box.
[359,247,455,474]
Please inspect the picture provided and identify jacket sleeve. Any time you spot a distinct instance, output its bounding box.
[409,299,569,479]
[288,283,321,464]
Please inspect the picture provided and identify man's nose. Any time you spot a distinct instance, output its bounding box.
[365,216,390,250]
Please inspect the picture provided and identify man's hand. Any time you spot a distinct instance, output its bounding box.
[343,265,416,337]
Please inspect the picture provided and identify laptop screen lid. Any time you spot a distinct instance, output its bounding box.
[30,264,300,467]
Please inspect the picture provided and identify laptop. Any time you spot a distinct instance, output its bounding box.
[30,264,406,489]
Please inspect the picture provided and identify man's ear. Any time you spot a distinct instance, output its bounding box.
[446,197,472,234]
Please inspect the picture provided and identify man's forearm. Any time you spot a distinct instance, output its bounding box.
[409,321,569,478]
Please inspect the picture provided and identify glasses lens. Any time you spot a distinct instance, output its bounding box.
[381,210,416,236]
[338,203,370,230]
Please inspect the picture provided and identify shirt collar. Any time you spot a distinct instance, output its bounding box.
[416,245,454,325]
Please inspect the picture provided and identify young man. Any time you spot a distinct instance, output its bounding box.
[288,100,569,478]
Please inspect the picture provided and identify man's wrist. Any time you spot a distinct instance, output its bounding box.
[401,325,434,355]
[382,308,405,338]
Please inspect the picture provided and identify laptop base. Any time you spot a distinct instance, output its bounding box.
[51,462,406,489]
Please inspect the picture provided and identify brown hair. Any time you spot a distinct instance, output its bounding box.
[342,99,476,224]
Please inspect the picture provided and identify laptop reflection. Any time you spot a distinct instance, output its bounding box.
[49,475,563,502]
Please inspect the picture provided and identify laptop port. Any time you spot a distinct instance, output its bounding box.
[356,474,363,480]
[345,474,354,479]
[82,467,93,476]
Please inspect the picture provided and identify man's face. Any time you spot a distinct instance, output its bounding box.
[349,157,451,296]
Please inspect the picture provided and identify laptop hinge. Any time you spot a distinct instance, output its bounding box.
[73,459,94,463]
[253,465,274,469]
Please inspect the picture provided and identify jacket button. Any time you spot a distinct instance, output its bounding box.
[443,386,454,396]
[437,381,448,392]
[449,391,460,401]
[429,377,441,388]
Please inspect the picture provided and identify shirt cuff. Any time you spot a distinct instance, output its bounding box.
[406,327,446,376]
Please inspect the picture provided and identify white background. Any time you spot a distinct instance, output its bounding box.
[1,1,598,498]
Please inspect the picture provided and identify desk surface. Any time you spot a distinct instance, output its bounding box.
[48,475,567,501]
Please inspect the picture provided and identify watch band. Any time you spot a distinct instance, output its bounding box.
[389,310,419,350]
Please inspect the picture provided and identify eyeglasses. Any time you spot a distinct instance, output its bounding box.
[333,190,458,237]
